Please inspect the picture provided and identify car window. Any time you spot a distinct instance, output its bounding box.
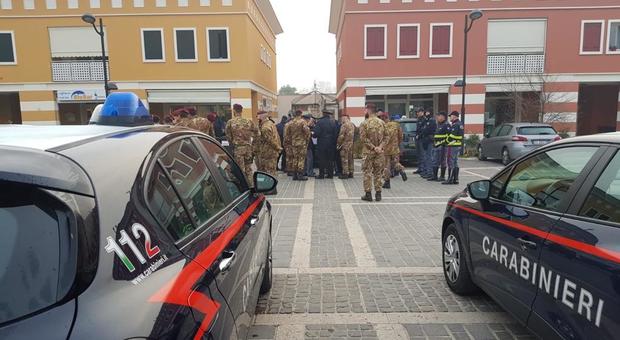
[518,126,557,136]
[499,125,513,136]
[490,170,510,199]
[146,164,195,241]
[490,126,503,137]
[579,151,620,224]
[500,147,598,212]
[198,138,248,199]
[401,122,417,134]
[0,184,63,323]
[158,139,226,232]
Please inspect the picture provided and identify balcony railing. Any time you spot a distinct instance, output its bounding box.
[487,54,545,75]
[51,60,109,82]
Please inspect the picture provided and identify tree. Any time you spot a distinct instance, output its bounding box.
[278,85,298,95]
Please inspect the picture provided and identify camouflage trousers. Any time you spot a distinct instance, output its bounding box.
[340,147,354,176]
[384,154,405,180]
[284,147,293,172]
[233,146,254,186]
[289,145,307,173]
[258,154,278,177]
[362,153,384,193]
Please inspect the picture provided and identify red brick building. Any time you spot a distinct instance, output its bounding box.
[329,0,620,136]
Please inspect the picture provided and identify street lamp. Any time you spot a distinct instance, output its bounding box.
[81,13,110,96]
[458,9,483,131]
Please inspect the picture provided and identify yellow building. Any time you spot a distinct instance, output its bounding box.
[0,0,282,126]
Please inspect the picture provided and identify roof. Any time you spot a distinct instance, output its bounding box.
[257,0,284,35]
[328,0,344,34]
[292,91,337,106]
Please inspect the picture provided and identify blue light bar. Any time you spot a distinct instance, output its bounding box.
[89,92,153,127]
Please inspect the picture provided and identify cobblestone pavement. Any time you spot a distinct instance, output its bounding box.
[250,160,537,340]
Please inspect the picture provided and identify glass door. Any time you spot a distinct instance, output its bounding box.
[387,102,407,118]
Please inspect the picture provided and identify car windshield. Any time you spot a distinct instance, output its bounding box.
[401,122,417,133]
[517,126,557,135]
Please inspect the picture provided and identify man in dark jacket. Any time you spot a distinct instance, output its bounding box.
[421,109,437,179]
[313,110,338,179]
[276,116,288,171]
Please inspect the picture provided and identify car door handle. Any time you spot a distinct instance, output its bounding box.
[219,251,236,272]
[517,237,537,251]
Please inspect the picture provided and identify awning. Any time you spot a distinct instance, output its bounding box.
[365,85,450,96]
[147,90,230,103]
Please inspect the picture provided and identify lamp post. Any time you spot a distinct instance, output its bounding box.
[81,13,109,96]
[458,9,483,131]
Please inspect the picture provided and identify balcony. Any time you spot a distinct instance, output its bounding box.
[487,54,545,75]
[51,59,109,82]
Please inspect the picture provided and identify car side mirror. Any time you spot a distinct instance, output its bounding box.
[468,180,491,201]
[253,171,278,194]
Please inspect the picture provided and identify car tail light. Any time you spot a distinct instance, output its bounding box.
[553,136,562,141]
[512,135,528,142]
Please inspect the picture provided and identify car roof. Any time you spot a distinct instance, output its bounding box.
[555,132,620,145]
[505,123,553,127]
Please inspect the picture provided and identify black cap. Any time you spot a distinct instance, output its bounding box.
[449,111,460,117]
[437,111,447,117]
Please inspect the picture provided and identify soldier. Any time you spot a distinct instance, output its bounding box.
[174,109,192,127]
[337,115,355,179]
[186,108,215,137]
[225,104,258,185]
[286,110,311,181]
[283,118,294,176]
[442,111,464,185]
[360,103,388,202]
[428,112,449,182]
[413,108,426,175]
[380,113,407,189]
[256,111,282,186]
[276,116,288,171]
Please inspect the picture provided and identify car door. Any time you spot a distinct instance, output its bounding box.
[194,137,271,340]
[482,125,503,158]
[467,145,601,323]
[153,137,238,340]
[529,146,620,340]
[494,125,514,159]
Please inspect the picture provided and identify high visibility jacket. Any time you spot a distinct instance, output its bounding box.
[446,120,464,147]
[434,122,449,147]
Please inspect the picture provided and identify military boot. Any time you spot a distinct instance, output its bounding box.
[451,168,460,185]
[292,173,299,181]
[338,174,348,179]
[438,167,447,182]
[427,167,439,181]
[299,175,308,181]
[382,180,391,189]
[348,173,354,178]
[287,172,294,177]
[361,192,373,202]
[441,169,453,185]
[400,170,408,182]
[375,191,382,202]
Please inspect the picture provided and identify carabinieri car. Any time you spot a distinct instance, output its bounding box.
[442,132,620,340]
[0,93,276,340]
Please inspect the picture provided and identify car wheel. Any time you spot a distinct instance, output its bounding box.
[443,224,478,295]
[259,238,272,295]
[501,148,511,165]
[477,145,487,161]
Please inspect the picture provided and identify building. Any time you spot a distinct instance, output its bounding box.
[329,0,620,136]
[0,0,282,126]
[291,90,338,117]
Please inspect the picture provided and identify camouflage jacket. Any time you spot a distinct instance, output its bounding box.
[175,117,193,127]
[359,116,388,155]
[225,116,258,148]
[187,117,215,137]
[283,122,293,150]
[256,119,282,157]
[337,121,355,150]
[287,117,311,149]
[385,121,403,156]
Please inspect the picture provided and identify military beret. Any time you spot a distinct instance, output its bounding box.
[449,111,460,117]
[233,103,243,111]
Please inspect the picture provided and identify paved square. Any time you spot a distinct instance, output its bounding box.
[257,160,535,340]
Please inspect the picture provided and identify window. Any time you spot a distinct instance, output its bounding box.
[430,23,452,57]
[500,147,598,212]
[134,0,144,7]
[0,0,13,9]
[397,24,419,58]
[46,0,56,9]
[489,125,503,137]
[158,139,226,230]
[146,164,194,241]
[207,28,230,61]
[174,28,197,62]
[156,0,165,7]
[89,0,100,8]
[364,25,387,59]
[198,138,248,198]
[68,0,78,8]
[490,170,510,199]
[178,0,188,6]
[23,0,34,9]
[487,19,546,54]
[498,125,512,137]
[579,151,620,224]
[141,29,165,62]
[581,20,604,54]
[607,20,620,54]
[517,126,557,136]
[0,31,16,64]
[111,0,122,8]
[0,184,67,323]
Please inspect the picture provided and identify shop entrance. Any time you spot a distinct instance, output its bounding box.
[58,102,102,125]
[0,92,22,124]
[577,84,620,136]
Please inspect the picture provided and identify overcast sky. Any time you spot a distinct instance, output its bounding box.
[271,0,336,93]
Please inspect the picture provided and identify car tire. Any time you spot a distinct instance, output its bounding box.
[443,224,479,295]
[477,145,487,161]
[501,148,511,165]
[259,238,272,295]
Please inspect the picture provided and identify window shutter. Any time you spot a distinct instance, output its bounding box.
[399,26,418,56]
[582,22,602,52]
[366,26,385,57]
[432,25,451,55]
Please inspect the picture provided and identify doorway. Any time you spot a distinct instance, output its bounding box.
[58,102,101,125]
[0,92,22,124]
[577,84,620,136]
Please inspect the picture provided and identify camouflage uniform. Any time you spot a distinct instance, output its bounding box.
[256,118,282,176]
[225,116,258,184]
[360,116,388,193]
[337,120,355,176]
[187,116,215,137]
[384,121,405,180]
[287,117,311,173]
[175,117,193,127]
[283,122,293,173]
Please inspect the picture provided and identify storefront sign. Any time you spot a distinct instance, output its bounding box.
[57,89,106,102]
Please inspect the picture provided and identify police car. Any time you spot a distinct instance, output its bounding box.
[442,133,620,339]
[0,93,276,340]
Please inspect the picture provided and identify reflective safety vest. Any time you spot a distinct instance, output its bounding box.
[434,122,449,147]
[446,120,464,147]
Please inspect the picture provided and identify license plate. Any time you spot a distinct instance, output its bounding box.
[532,140,547,145]
[221,140,230,147]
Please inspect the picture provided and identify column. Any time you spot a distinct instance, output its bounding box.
[230,88,254,119]
[343,86,366,126]
[448,84,485,135]
[19,90,58,125]
[617,87,620,131]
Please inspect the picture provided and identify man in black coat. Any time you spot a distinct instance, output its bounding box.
[276,116,288,171]
[313,110,338,179]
